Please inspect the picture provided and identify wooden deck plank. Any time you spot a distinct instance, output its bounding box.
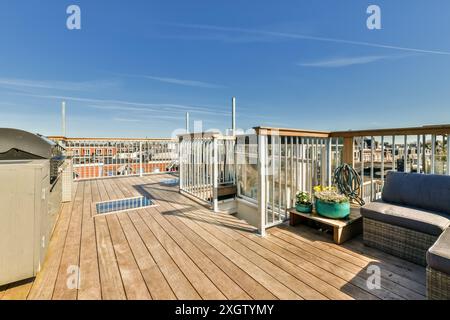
[0,285,8,299]
[270,228,425,299]
[139,177,303,300]
[105,213,152,300]
[109,178,177,299]
[132,182,277,300]
[27,183,78,300]
[94,179,127,300]
[116,211,176,300]
[152,189,381,300]
[146,207,252,300]
[142,174,425,300]
[139,207,226,299]
[273,225,427,293]
[101,179,152,300]
[142,177,334,300]
[266,231,400,300]
[154,201,362,300]
[117,177,251,300]
[0,174,426,301]
[52,181,85,300]
[127,210,201,300]
[77,180,101,300]
[160,175,424,300]
[279,224,426,287]
[1,279,34,300]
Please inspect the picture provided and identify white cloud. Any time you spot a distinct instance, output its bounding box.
[0,77,119,91]
[127,74,225,89]
[8,92,232,117]
[298,55,388,67]
[166,23,450,56]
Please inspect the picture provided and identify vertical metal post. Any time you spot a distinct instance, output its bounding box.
[139,141,143,177]
[213,136,219,213]
[431,134,436,174]
[178,138,184,191]
[326,138,332,186]
[422,135,427,173]
[360,137,365,200]
[185,112,190,133]
[290,137,294,207]
[370,136,374,201]
[62,101,66,137]
[416,134,421,173]
[404,135,408,172]
[447,134,450,175]
[392,135,396,171]
[381,136,385,185]
[257,134,267,236]
[284,137,288,219]
[278,136,282,221]
[231,97,236,136]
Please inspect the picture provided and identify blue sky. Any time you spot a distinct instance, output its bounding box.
[1,0,450,137]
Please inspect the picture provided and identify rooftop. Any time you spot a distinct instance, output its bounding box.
[0,174,425,300]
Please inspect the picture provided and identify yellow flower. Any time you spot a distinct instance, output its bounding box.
[313,185,322,192]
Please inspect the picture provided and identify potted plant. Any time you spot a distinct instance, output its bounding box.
[295,191,313,213]
[313,186,350,219]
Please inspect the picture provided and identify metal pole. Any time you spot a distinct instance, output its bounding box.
[257,134,267,236]
[62,101,66,137]
[213,136,219,213]
[447,134,450,175]
[186,112,190,133]
[431,135,436,174]
[232,97,236,136]
[139,141,143,177]
[326,138,332,186]
[381,136,385,185]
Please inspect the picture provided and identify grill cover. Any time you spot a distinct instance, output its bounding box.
[0,128,56,160]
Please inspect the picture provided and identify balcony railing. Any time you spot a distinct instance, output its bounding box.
[331,125,450,203]
[180,124,450,236]
[48,137,178,180]
[178,133,236,211]
[48,124,450,236]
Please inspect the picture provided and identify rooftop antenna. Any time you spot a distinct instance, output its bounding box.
[231,96,236,136]
[62,101,66,137]
[185,112,190,133]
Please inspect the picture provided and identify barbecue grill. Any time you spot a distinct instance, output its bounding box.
[0,128,68,285]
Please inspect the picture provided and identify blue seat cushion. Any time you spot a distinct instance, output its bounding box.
[361,200,450,236]
[382,171,450,214]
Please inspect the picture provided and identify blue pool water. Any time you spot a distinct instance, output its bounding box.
[96,196,153,215]
[160,178,179,186]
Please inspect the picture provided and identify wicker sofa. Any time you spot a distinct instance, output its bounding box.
[360,171,450,299]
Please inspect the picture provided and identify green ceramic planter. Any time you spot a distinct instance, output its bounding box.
[296,203,312,213]
[315,199,350,219]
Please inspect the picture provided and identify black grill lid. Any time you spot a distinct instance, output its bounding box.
[0,128,56,160]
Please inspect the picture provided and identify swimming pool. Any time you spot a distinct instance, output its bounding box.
[95,196,154,215]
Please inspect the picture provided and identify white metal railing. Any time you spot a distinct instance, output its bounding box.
[50,138,178,180]
[256,132,334,233]
[178,133,236,211]
[349,133,450,203]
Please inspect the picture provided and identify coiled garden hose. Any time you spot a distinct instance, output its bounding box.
[333,163,365,206]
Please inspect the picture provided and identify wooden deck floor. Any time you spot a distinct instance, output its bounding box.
[0,174,426,300]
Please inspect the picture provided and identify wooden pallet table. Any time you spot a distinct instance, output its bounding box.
[288,206,362,244]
